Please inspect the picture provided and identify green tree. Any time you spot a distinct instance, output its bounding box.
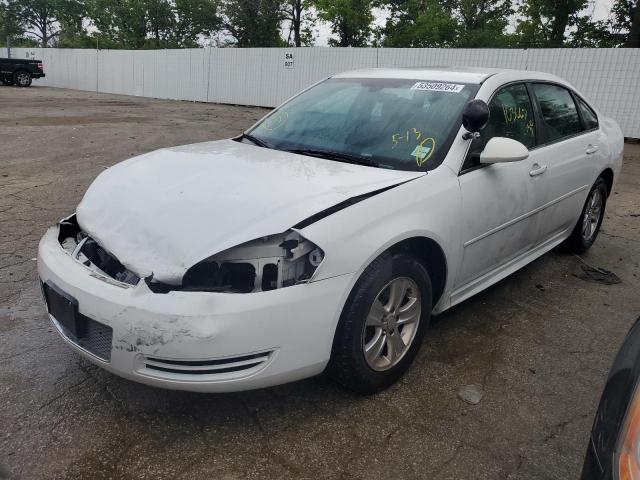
[380,0,458,47]
[610,0,640,47]
[378,0,513,47]
[451,0,513,47]
[56,0,92,47]
[7,0,68,47]
[147,0,175,46]
[1,1,24,47]
[172,0,221,47]
[515,0,587,47]
[314,0,374,46]
[221,0,285,47]
[283,0,315,46]
[565,15,618,47]
[88,0,149,48]
[86,0,220,49]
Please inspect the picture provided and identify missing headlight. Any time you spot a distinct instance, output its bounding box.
[182,261,256,293]
[175,231,324,293]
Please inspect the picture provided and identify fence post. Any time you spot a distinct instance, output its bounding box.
[206,46,212,103]
[95,48,99,93]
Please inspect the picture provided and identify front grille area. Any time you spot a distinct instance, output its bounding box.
[54,313,113,362]
[58,215,139,287]
[143,351,273,376]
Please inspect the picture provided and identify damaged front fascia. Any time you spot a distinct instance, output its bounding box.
[147,181,421,294]
[146,230,323,294]
[57,214,140,288]
[71,175,418,294]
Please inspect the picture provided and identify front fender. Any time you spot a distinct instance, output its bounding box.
[300,165,463,311]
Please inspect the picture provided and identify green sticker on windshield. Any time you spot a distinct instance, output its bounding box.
[411,144,431,160]
[412,137,436,167]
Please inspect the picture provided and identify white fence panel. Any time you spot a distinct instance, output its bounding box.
[377,48,530,70]
[207,47,378,107]
[2,47,640,137]
[97,50,135,96]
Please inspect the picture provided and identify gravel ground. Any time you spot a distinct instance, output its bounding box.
[1,86,639,480]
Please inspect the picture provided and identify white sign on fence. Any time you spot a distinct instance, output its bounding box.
[284,52,294,69]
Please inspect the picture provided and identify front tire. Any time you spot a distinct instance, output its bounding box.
[13,70,32,87]
[327,252,432,394]
[563,177,608,253]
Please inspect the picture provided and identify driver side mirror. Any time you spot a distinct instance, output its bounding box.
[480,137,529,164]
[462,99,490,138]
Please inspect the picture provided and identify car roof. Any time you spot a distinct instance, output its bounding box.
[332,66,564,85]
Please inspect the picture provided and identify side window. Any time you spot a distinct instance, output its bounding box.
[464,83,536,169]
[531,83,582,142]
[576,97,599,130]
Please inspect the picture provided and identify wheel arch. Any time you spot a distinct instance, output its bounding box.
[600,168,614,197]
[385,236,448,308]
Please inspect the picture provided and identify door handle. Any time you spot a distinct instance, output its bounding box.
[586,144,599,155]
[529,163,547,176]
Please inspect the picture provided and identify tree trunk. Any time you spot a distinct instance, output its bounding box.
[40,3,48,47]
[549,9,569,47]
[293,0,302,47]
[338,20,350,46]
[41,21,47,47]
[625,0,640,47]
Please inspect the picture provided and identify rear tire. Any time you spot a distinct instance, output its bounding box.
[13,70,32,87]
[327,252,432,394]
[562,177,608,253]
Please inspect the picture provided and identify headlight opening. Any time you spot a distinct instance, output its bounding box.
[179,231,324,293]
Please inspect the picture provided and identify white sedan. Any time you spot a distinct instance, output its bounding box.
[38,67,623,394]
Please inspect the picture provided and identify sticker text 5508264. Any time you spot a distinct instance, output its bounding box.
[410,82,465,93]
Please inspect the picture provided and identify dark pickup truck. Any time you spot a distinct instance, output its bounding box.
[0,58,45,87]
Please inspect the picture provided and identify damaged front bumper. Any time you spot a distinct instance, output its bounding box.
[37,224,354,392]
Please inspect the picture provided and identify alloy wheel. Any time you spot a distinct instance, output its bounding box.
[362,277,421,371]
[16,72,30,86]
[582,188,603,242]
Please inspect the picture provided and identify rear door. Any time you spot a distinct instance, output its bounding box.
[455,82,547,289]
[529,83,602,242]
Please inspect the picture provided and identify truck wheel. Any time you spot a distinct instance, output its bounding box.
[0,75,14,86]
[13,70,32,87]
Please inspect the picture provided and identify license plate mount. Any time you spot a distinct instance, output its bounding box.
[42,281,85,338]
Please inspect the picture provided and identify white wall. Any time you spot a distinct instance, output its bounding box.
[4,47,640,137]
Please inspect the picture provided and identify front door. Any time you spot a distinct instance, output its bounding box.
[454,82,546,291]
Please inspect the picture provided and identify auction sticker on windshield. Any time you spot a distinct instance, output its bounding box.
[410,82,465,93]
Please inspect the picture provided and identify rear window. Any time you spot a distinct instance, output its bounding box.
[577,97,598,130]
[531,83,582,142]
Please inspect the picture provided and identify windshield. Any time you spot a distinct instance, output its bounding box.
[247,78,478,171]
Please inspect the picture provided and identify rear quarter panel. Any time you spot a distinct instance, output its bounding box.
[600,116,624,190]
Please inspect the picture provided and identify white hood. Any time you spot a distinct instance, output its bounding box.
[76,139,424,283]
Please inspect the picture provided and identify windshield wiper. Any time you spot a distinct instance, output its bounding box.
[285,148,378,167]
[239,133,271,149]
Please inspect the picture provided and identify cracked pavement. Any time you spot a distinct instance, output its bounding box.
[1,86,640,480]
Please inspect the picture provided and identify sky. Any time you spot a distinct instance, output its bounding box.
[313,0,616,46]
